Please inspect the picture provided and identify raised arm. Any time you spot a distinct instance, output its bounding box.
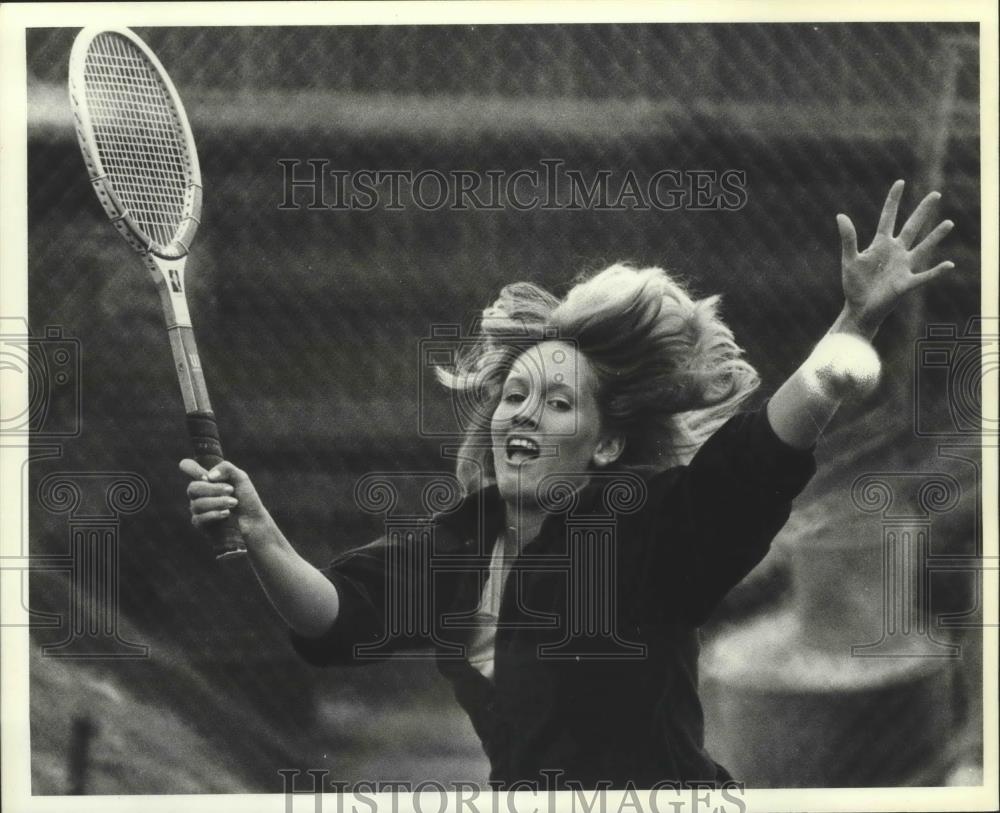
[767,179,956,449]
[180,459,340,637]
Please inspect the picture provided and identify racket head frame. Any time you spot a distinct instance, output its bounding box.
[69,26,202,261]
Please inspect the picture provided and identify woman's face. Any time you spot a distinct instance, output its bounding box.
[490,340,619,505]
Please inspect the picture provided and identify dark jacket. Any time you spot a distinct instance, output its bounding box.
[290,405,816,789]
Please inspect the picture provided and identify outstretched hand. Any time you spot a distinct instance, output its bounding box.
[836,179,956,336]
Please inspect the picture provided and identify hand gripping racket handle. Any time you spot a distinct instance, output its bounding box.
[187,411,247,560]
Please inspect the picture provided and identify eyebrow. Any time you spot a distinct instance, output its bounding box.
[547,381,575,395]
[504,373,576,394]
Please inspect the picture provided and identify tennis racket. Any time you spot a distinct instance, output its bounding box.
[69,27,245,560]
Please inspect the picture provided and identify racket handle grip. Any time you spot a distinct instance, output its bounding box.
[187,411,247,561]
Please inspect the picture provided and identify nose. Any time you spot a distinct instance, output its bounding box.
[510,397,539,430]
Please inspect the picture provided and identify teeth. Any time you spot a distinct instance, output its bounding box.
[505,437,540,462]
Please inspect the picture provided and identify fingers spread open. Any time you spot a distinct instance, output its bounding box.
[906,261,956,291]
[897,191,942,248]
[877,179,905,236]
[837,214,858,264]
[909,219,954,266]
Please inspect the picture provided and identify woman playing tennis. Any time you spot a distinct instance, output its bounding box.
[181,180,956,788]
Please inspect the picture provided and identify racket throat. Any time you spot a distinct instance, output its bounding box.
[147,254,192,328]
[147,255,210,414]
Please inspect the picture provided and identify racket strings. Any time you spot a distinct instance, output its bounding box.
[83,33,192,250]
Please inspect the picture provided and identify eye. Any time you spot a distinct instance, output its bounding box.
[503,391,526,404]
[548,397,571,411]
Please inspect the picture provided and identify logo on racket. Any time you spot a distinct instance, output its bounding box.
[168,268,183,293]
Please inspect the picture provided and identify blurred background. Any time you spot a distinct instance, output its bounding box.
[21,22,983,793]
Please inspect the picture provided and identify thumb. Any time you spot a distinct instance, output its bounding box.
[204,460,247,485]
[837,214,858,265]
[179,458,210,480]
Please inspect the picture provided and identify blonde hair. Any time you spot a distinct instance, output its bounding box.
[437,263,759,494]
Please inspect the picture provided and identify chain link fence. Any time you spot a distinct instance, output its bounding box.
[21,22,982,793]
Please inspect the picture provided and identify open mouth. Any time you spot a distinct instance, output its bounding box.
[506,436,541,464]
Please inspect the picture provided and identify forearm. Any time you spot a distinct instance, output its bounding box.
[243,514,340,638]
[767,305,879,450]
